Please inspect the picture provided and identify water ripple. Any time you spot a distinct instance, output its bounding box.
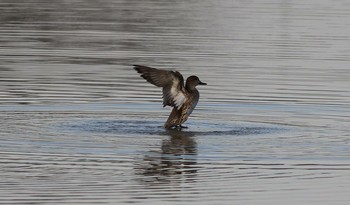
[1,0,350,204]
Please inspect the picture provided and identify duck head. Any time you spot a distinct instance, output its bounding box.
[185,75,207,90]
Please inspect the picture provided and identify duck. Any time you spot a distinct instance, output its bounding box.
[133,65,206,129]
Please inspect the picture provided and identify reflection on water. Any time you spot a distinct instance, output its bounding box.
[1,0,350,204]
[136,130,197,185]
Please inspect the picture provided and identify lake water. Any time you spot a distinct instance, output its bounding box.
[1,0,350,204]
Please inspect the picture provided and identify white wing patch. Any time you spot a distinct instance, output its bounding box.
[167,78,186,109]
[162,73,187,109]
[174,91,186,108]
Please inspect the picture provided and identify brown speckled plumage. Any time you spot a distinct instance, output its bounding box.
[134,65,206,129]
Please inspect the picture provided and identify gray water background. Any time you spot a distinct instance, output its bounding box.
[1,0,350,204]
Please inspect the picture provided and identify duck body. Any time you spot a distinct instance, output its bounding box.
[133,65,206,129]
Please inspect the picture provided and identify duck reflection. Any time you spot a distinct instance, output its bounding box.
[135,129,198,185]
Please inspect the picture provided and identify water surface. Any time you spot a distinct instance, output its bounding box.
[1,0,350,204]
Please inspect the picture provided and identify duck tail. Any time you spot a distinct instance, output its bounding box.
[164,107,179,129]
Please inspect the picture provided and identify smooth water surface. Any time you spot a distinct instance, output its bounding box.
[1,0,350,204]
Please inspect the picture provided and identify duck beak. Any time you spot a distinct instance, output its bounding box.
[199,81,207,85]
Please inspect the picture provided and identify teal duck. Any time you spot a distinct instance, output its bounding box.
[134,65,206,129]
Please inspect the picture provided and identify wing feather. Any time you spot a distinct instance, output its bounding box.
[134,65,187,109]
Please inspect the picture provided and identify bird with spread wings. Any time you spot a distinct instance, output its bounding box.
[134,65,206,129]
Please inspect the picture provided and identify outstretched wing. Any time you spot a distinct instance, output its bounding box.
[133,65,187,109]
